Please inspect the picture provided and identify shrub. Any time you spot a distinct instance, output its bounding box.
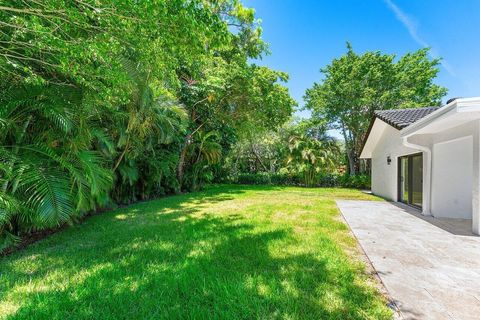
[338,174,371,189]
[232,172,370,189]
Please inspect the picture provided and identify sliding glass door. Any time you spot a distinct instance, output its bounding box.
[398,153,423,208]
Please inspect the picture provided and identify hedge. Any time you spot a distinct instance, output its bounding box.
[230,172,371,189]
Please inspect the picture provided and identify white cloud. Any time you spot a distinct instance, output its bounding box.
[384,0,455,76]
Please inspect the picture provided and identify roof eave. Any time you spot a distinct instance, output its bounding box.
[360,118,389,159]
[401,97,480,137]
[374,115,404,130]
[359,116,377,158]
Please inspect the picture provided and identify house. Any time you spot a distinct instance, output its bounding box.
[360,97,480,234]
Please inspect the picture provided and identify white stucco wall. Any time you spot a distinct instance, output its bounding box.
[371,122,419,201]
[369,117,478,222]
[365,98,480,233]
[431,136,473,219]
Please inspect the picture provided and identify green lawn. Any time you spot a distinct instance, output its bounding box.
[0,185,391,319]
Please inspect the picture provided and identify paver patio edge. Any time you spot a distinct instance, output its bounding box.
[336,199,404,320]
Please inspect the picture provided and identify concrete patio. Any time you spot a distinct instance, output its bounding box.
[337,200,480,320]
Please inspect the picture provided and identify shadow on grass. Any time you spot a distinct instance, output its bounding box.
[2,185,390,319]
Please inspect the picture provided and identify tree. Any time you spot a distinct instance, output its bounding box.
[304,44,447,174]
[224,127,286,175]
[175,32,296,189]
[0,0,296,247]
[222,118,342,186]
[285,123,340,187]
[183,130,222,191]
[0,83,113,247]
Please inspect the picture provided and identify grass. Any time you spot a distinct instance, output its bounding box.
[0,185,392,319]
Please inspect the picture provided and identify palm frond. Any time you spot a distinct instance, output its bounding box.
[77,150,113,196]
[21,163,74,227]
[0,191,23,225]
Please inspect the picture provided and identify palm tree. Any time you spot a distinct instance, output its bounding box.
[287,133,339,187]
[0,83,112,248]
[110,58,187,202]
[184,130,222,191]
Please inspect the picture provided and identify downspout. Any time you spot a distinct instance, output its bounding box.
[402,137,432,216]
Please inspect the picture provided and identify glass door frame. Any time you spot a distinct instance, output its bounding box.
[397,153,423,209]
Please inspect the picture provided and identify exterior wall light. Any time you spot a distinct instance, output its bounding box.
[387,155,392,165]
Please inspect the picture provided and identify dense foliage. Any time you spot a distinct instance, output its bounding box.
[0,0,295,248]
[222,120,346,187]
[224,43,448,187]
[0,2,450,249]
[304,43,448,174]
[222,120,369,189]
[233,172,371,189]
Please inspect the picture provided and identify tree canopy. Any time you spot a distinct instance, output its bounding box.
[304,43,447,174]
[0,0,296,248]
[0,2,452,249]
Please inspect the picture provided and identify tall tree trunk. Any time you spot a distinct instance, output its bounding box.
[341,123,356,175]
[112,136,130,172]
[250,143,268,172]
[347,149,356,175]
[176,134,192,191]
[176,91,207,191]
[176,121,204,191]
[351,131,359,175]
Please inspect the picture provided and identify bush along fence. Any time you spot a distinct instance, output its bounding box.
[228,173,371,189]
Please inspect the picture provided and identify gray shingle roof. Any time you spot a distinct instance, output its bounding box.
[374,106,439,130]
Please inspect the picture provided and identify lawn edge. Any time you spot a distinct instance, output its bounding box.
[335,199,403,320]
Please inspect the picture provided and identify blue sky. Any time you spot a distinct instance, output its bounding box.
[243,0,480,119]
